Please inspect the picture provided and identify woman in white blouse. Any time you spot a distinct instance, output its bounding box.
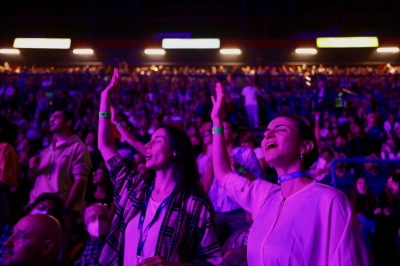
[211,83,370,265]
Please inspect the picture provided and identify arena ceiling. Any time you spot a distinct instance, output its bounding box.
[1,0,400,65]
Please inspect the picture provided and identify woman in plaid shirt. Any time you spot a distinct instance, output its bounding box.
[97,68,222,266]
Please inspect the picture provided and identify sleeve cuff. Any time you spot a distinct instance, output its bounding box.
[105,154,122,170]
[222,172,248,191]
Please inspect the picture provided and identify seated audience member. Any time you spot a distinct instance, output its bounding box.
[71,203,110,266]
[186,123,203,157]
[2,214,62,266]
[364,112,386,153]
[240,131,268,173]
[346,122,374,158]
[348,177,379,253]
[85,166,114,208]
[359,153,386,195]
[309,147,334,182]
[323,160,355,193]
[0,115,19,226]
[25,192,65,221]
[85,131,104,172]
[374,174,400,266]
[0,192,64,264]
[384,113,400,140]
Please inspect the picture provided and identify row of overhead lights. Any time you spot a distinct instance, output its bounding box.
[294,47,400,55]
[0,37,399,56]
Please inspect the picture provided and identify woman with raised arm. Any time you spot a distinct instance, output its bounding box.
[211,83,370,265]
[98,68,221,266]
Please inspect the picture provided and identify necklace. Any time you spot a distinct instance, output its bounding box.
[278,170,307,185]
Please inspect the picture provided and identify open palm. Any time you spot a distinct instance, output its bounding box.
[211,82,225,122]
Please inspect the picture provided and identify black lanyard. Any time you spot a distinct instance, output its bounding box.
[136,182,170,262]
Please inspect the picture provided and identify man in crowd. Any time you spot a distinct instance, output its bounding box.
[71,203,110,265]
[28,108,92,216]
[3,214,62,266]
[28,108,92,262]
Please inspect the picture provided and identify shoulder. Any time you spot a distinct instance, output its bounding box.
[310,182,351,206]
[67,136,89,151]
[71,135,87,146]
[185,190,215,215]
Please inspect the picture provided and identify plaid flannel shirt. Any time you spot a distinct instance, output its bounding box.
[99,155,222,266]
[73,238,105,266]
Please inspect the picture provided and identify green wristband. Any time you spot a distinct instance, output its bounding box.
[99,112,111,118]
[212,126,224,134]
[238,166,245,175]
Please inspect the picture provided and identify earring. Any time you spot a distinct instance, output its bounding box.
[300,153,304,160]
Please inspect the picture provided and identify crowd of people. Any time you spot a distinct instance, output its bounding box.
[0,62,400,265]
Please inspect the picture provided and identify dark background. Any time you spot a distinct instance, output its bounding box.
[1,0,400,65]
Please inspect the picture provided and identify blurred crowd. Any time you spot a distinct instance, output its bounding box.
[0,61,400,265]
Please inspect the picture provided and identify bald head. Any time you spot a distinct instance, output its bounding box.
[27,214,62,243]
[3,214,62,266]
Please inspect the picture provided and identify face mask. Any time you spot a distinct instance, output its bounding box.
[30,209,49,215]
[87,220,109,238]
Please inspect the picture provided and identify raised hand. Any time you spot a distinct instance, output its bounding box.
[102,67,119,94]
[211,82,225,124]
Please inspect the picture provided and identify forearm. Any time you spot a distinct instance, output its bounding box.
[201,160,214,193]
[98,91,117,161]
[65,178,86,210]
[212,121,233,183]
[117,125,146,156]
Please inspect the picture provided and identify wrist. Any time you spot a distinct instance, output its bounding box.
[212,126,224,135]
[99,111,111,118]
[212,120,223,127]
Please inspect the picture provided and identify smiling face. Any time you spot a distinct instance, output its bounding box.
[261,117,304,169]
[145,128,175,171]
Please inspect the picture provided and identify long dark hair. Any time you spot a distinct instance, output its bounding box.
[384,174,400,207]
[349,177,376,215]
[158,124,202,199]
[276,115,319,170]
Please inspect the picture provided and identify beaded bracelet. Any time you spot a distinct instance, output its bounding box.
[212,126,224,134]
[99,112,111,118]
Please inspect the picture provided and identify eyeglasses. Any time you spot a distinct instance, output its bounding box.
[49,115,64,121]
